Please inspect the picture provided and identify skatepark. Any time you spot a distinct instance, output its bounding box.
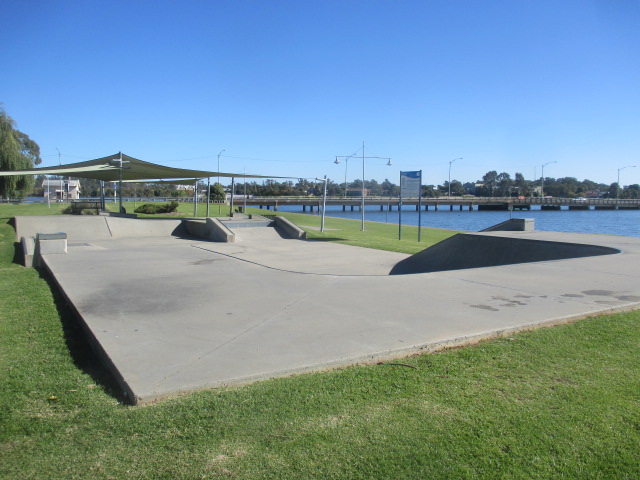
[15,214,640,404]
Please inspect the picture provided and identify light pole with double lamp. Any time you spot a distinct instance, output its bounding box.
[335,142,391,231]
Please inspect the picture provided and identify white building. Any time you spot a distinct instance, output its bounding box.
[42,178,81,200]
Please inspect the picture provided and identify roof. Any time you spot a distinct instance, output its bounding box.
[0,152,288,182]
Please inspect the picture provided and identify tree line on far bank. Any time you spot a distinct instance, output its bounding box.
[1,108,638,200]
[49,174,634,200]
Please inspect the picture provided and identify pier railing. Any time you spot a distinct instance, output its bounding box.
[241,196,640,211]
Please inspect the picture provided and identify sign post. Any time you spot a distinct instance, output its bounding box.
[400,171,422,241]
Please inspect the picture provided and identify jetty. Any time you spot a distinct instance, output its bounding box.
[242,195,640,212]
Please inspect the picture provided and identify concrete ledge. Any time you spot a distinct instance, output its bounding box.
[481,218,534,232]
[181,218,236,242]
[107,212,138,218]
[34,232,68,267]
[21,236,35,267]
[274,216,307,239]
[206,217,235,242]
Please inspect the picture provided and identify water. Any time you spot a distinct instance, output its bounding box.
[279,205,640,238]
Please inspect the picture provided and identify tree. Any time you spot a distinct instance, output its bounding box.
[209,182,226,201]
[0,109,40,198]
[496,172,513,196]
[440,180,465,196]
[622,184,639,199]
[381,178,399,196]
[421,185,440,197]
[514,173,530,196]
[480,171,498,196]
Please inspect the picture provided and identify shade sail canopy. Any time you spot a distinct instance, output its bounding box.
[0,153,289,182]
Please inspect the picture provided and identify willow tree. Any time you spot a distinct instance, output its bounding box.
[0,109,40,198]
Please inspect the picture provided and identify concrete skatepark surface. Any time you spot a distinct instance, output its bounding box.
[15,215,640,404]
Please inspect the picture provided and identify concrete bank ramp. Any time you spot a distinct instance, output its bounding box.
[15,215,186,243]
[389,233,621,275]
[15,216,188,266]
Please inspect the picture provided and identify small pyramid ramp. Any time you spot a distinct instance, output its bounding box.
[221,215,306,242]
[389,233,620,275]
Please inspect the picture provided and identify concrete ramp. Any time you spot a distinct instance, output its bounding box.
[15,215,186,243]
[389,233,621,275]
[15,215,113,244]
[230,225,287,243]
[103,217,185,239]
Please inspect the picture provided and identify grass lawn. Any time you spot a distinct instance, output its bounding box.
[1,203,639,479]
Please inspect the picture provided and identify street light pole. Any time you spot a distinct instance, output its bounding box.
[334,156,349,197]
[56,148,62,202]
[335,143,391,231]
[449,158,462,197]
[541,161,557,198]
[315,175,328,232]
[217,149,225,187]
[617,165,637,203]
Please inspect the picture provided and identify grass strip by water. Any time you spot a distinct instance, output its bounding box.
[1,206,639,479]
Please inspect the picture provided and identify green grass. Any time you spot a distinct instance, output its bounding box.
[1,204,639,479]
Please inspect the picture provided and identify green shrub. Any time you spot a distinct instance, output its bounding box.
[134,201,179,214]
[62,202,101,215]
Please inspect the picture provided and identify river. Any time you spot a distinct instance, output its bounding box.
[280,205,640,238]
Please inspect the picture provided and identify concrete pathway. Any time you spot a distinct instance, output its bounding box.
[35,221,640,404]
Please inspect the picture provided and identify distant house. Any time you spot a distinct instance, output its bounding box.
[467,182,483,194]
[42,179,81,200]
[346,188,370,197]
[585,190,604,199]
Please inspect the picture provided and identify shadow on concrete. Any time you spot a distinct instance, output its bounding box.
[389,233,621,275]
[306,237,349,243]
[37,268,125,403]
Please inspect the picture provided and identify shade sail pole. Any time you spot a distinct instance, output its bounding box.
[100,180,105,212]
[193,179,198,217]
[206,177,211,217]
[117,152,124,213]
[229,177,235,216]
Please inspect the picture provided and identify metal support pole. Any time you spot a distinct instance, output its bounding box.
[316,175,327,232]
[362,141,365,231]
[229,177,235,216]
[193,179,198,217]
[118,152,123,213]
[206,177,210,217]
[399,195,403,240]
[418,170,423,242]
[99,181,105,212]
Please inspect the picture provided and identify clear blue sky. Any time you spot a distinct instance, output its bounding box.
[2,0,639,187]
